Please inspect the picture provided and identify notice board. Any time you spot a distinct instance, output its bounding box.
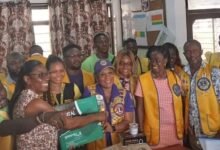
[121,0,166,47]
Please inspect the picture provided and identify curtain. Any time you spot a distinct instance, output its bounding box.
[0,0,34,57]
[49,0,110,57]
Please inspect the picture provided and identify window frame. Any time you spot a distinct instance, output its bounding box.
[31,3,51,56]
[186,1,220,40]
[31,4,49,26]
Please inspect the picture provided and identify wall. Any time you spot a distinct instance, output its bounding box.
[29,0,188,64]
[138,0,187,64]
[166,0,187,64]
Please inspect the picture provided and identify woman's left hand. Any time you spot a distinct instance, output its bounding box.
[103,122,113,133]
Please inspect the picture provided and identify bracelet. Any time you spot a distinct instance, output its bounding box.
[42,112,46,122]
[38,112,46,123]
[35,115,43,124]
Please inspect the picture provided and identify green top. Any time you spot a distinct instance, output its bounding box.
[81,53,114,73]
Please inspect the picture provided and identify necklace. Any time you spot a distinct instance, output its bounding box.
[50,83,65,105]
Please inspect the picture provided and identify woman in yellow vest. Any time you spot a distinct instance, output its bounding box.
[162,42,184,76]
[135,46,184,149]
[114,50,137,96]
[84,60,134,150]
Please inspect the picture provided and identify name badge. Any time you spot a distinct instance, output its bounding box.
[197,77,210,91]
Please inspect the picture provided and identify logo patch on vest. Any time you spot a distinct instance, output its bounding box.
[100,60,107,66]
[197,77,210,91]
[113,103,124,116]
[172,84,181,96]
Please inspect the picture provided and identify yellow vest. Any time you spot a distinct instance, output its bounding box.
[139,70,184,145]
[27,55,47,65]
[136,57,149,75]
[181,65,220,136]
[63,70,95,88]
[209,53,220,68]
[86,84,126,150]
[1,79,15,100]
[82,70,95,87]
[0,108,13,150]
[174,65,184,76]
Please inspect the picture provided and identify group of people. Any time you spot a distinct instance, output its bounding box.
[0,31,219,150]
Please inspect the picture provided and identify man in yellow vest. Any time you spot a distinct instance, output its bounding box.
[2,52,25,99]
[181,40,220,150]
[123,38,149,75]
[63,44,94,94]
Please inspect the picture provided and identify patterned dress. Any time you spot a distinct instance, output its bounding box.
[13,89,58,150]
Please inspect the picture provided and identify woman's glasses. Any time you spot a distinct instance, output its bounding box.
[29,72,49,79]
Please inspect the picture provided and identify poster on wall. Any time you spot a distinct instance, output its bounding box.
[146,9,164,31]
[131,12,148,46]
[141,0,150,11]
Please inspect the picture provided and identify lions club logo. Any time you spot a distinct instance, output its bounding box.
[197,77,210,91]
[113,103,124,116]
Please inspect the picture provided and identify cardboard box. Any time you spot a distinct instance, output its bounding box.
[122,133,147,146]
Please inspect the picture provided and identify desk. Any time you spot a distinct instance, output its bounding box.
[105,143,190,150]
[104,143,151,150]
[154,145,190,150]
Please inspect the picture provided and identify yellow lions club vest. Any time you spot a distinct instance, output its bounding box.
[181,64,220,136]
[0,108,13,150]
[139,70,184,145]
[86,84,126,150]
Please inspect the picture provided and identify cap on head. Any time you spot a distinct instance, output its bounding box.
[94,60,114,75]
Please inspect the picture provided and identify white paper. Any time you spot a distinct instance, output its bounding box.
[199,138,220,150]
[154,25,175,45]
[131,12,148,46]
[146,9,164,31]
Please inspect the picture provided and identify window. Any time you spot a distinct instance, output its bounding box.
[188,0,220,10]
[186,0,220,58]
[193,19,220,57]
[32,7,51,57]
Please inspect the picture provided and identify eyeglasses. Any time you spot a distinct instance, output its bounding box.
[29,72,49,79]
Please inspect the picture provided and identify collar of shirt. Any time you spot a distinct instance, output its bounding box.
[6,74,15,84]
[184,60,207,76]
[95,83,120,103]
